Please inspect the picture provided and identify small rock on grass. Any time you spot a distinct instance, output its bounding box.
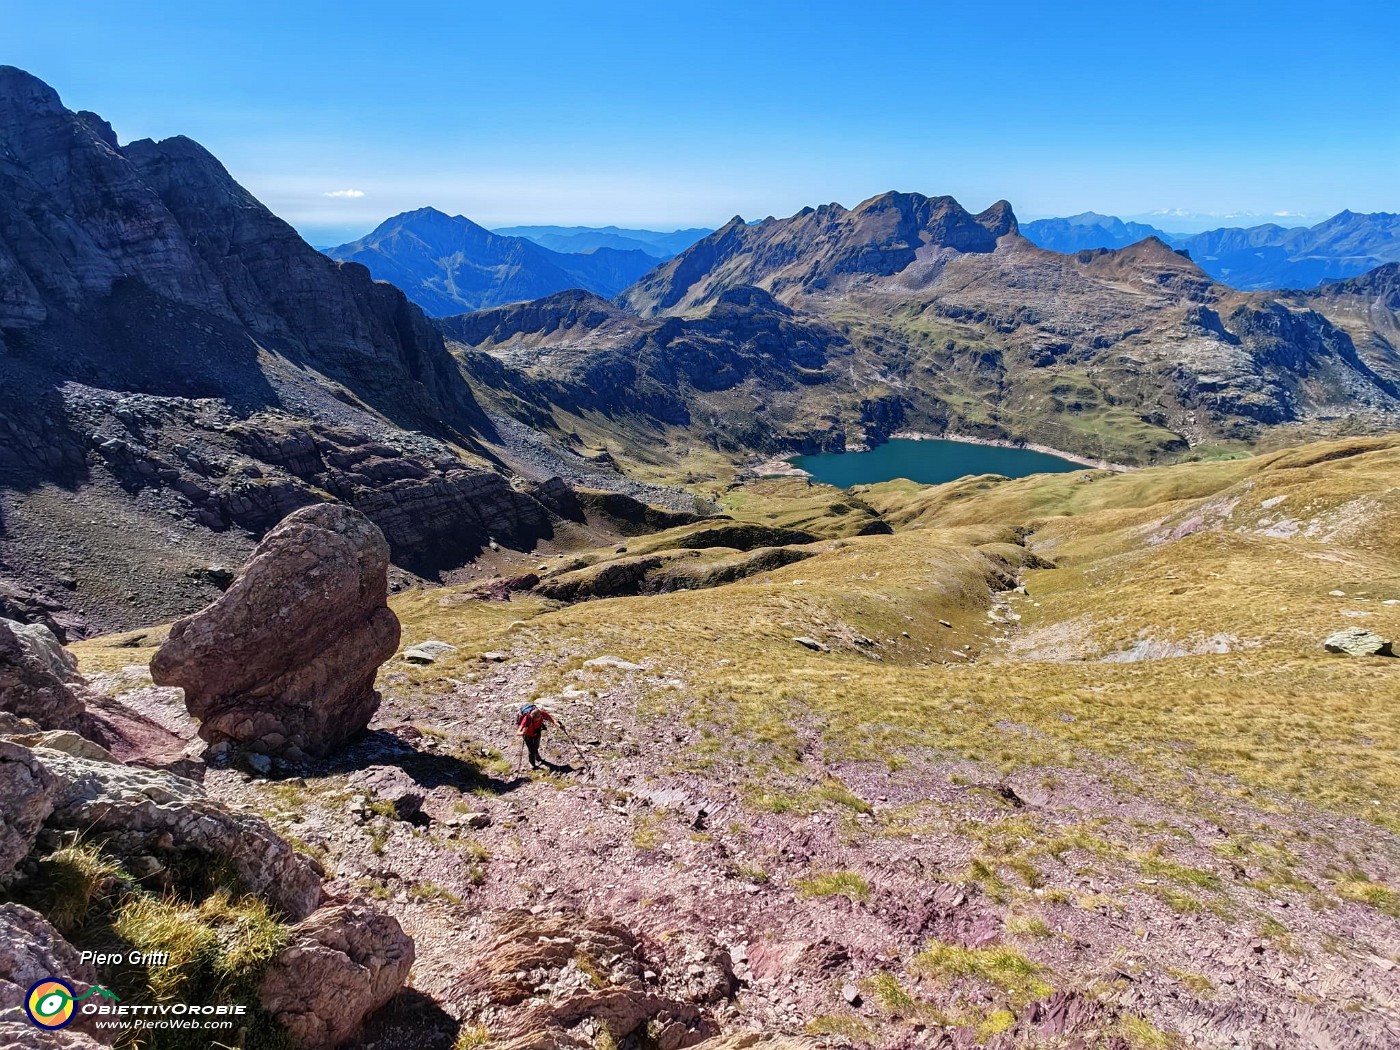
[1322,627,1394,657]
[583,655,644,670]
[792,636,829,652]
[401,640,458,664]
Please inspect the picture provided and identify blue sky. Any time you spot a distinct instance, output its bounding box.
[5,0,1398,244]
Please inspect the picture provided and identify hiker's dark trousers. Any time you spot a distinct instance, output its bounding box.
[524,733,543,767]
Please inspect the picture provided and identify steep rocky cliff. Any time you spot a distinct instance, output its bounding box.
[0,68,559,633]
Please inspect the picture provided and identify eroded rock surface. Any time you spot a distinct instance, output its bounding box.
[1322,626,1395,657]
[0,904,98,1030]
[0,742,54,875]
[34,748,321,919]
[460,912,727,1050]
[151,504,401,759]
[258,902,414,1050]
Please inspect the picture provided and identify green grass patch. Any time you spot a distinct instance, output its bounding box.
[912,940,1052,1005]
[796,870,871,902]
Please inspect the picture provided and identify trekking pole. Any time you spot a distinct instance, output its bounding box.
[555,723,590,770]
[512,735,526,776]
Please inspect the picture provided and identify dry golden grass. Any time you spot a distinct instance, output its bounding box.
[377,436,1399,839]
[70,437,1400,846]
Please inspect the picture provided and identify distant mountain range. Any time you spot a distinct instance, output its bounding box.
[1022,211,1400,290]
[450,191,1399,469]
[492,225,711,259]
[324,209,664,314]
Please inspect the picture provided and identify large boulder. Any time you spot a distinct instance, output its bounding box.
[0,742,54,875]
[0,620,85,729]
[257,903,414,1050]
[34,748,321,920]
[150,505,401,759]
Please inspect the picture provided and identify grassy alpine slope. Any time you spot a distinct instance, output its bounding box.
[72,435,1400,1049]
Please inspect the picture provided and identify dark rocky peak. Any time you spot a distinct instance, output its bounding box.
[0,69,225,319]
[709,285,794,315]
[0,65,67,128]
[0,68,488,441]
[976,199,1019,238]
[1316,261,1400,307]
[435,288,624,346]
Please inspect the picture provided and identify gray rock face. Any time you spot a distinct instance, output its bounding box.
[1322,627,1395,657]
[258,903,414,1050]
[0,1023,107,1049]
[0,619,85,729]
[0,904,99,1034]
[151,505,401,759]
[0,742,54,875]
[34,747,322,919]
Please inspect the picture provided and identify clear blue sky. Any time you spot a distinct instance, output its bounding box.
[5,0,1398,243]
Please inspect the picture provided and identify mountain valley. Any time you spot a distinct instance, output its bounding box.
[0,64,1398,1050]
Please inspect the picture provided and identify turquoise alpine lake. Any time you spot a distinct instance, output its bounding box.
[789,438,1084,488]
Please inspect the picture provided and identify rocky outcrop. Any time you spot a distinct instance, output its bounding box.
[257,903,414,1050]
[462,912,731,1050]
[0,742,54,875]
[151,505,401,759]
[0,66,568,633]
[0,904,99,1033]
[0,620,85,729]
[34,747,322,919]
[620,192,1017,315]
[0,1023,107,1049]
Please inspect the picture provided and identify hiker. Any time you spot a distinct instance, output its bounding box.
[516,703,557,769]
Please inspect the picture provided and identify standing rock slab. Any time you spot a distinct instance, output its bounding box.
[258,903,414,1050]
[33,747,322,920]
[1322,627,1395,657]
[150,504,402,759]
[0,742,54,876]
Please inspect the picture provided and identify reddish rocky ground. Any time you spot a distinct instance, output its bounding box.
[89,629,1400,1050]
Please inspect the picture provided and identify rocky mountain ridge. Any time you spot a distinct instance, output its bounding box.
[619,193,1017,317]
[1023,209,1400,290]
[493,224,713,259]
[0,67,667,637]
[450,203,1400,466]
[325,208,662,315]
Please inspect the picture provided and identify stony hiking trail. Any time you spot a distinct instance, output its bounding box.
[81,565,1400,1050]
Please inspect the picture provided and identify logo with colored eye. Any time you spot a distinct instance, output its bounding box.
[26,979,77,1029]
[24,979,119,1029]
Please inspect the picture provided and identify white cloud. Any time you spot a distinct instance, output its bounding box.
[322,188,366,199]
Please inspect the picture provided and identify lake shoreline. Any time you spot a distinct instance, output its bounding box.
[888,431,1134,473]
[753,432,1134,480]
